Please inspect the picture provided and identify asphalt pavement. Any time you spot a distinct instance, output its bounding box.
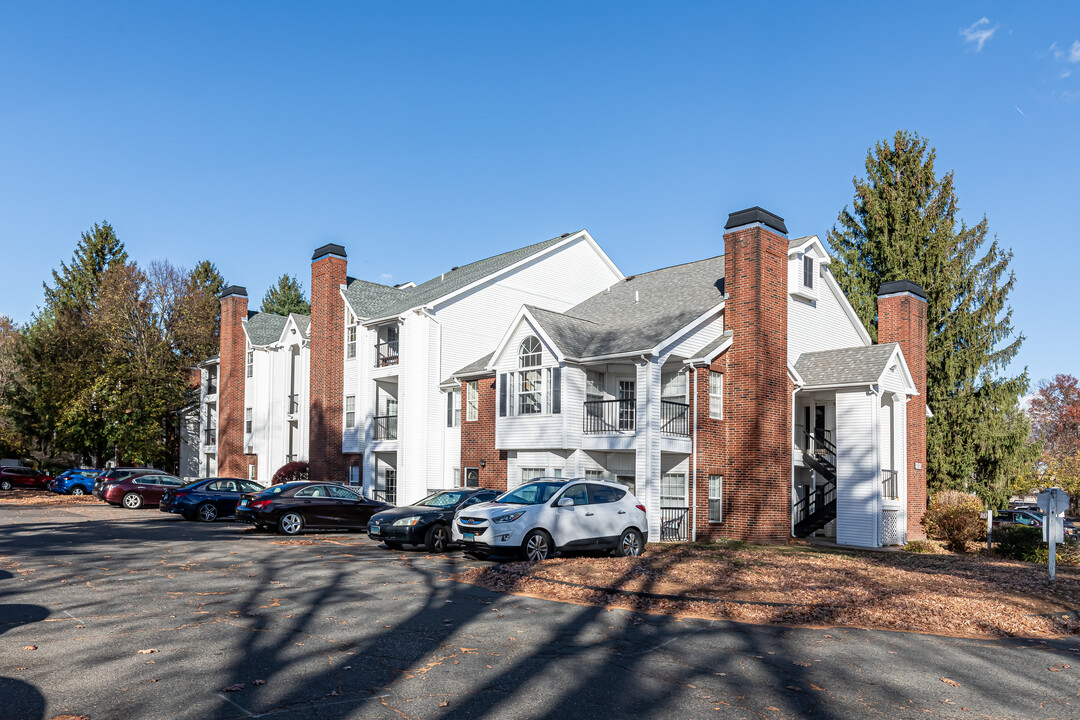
[2,500,1080,719]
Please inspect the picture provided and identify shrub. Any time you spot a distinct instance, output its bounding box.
[904,539,940,554]
[921,490,984,552]
[271,461,308,485]
[994,525,1043,562]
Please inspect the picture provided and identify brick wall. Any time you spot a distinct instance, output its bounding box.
[218,288,248,478]
[460,377,508,491]
[692,354,729,540]
[308,248,347,484]
[719,223,791,542]
[878,286,928,540]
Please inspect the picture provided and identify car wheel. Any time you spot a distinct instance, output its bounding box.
[122,492,143,510]
[0,480,11,491]
[522,529,554,561]
[615,528,644,557]
[70,486,86,496]
[278,512,304,535]
[196,502,218,523]
[425,524,450,553]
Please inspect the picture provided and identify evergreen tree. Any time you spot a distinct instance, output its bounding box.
[829,130,1035,506]
[261,274,310,316]
[42,221,128,314]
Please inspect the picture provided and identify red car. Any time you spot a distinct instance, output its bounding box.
[103,473,185,509]
[0,466,53,491]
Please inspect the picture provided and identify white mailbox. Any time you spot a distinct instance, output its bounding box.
[1037,487,1070,580]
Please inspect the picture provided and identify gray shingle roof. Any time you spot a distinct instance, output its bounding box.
[793,343,899,387]
[343,234,572,319]
[789,235,815,249]
[290,313,311,338]
[686,331,733,361]
[524,256,726,358]
[245,313,290,346]
[447,351,495,382]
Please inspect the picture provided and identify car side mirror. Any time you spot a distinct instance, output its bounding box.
[558,497,574,508]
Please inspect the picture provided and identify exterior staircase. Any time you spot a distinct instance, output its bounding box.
[793,429,838,538]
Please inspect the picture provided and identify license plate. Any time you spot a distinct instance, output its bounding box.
[464,532,475,541]
[240,499,248,506]
[370,525,380,535]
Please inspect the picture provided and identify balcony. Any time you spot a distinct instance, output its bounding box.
[660,400,690,437]
[583,399,636,434]
[375,341,399,368]
[204,428,217,445]
[205,380,217,395]
[287,394,299,415]
[881,469,899,500]
[374,415,398,441]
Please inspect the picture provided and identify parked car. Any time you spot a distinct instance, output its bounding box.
[160,477,265,522]
[367,488,500,552]
[0,466,53,491]
[235,481,388,534]
[452,478,648,561]
[51,469,101,495]
[992,509,1044,529]
[94,468,161,498]
[103,473,185,509]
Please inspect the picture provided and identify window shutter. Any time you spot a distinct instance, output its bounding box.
[499,373,507,417]
[447,391,454,427]
[552,367,562,414]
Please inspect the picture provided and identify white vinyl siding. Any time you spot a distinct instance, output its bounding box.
[835,390,879,547]
[788,268,868,363]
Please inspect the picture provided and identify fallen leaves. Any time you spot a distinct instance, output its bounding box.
[253,679,266,686]
[941,678,961,687]
[23,645,37,651]
[137,649,157,655]
[222,683,244,692]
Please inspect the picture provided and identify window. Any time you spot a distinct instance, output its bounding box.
[447,389,460,427]
[384,469,397,505]
[661,371,687,402]
[327,485,360,500]
[519,336,541,368]
[803,255,814,288]
[348,466,360,486]
[660,473,687,507]
[516,336,543,415]
[521,467,545,485]
[709,371,723,419]
[345,395,356,429]
[589,484,626,504]
[245,408,252,434]
[346,325,357,360]
[248,464,256,481]
[464,467,479,487]
[295,485,327,498]
[466,380,479,421]
[585,470,604,479]
[452,468,460,486]
[708,475,723,522]
[558,484,589,506]
[246,348,253,378]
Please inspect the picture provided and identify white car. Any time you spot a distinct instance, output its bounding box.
[452,478,648,561]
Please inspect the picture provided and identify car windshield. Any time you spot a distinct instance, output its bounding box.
[495,482,565,505]
[416,490,471,508]
[259,482,304,496]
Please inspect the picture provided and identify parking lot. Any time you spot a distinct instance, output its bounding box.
[4,501,1080,719]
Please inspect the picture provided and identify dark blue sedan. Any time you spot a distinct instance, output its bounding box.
[159,477,264,522]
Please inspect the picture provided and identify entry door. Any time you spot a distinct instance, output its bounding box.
[464,467,479,488]
[618,381,636,431]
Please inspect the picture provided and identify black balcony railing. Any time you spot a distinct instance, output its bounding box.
[583,399,636,433]
[660,400,690,437]
[204,428,217,445]
[206,381,217,395]
[288,394,299,414]
[374,415,398,440]
[375,340,399,367]
[881,469,899,499]
[660,507,690,541]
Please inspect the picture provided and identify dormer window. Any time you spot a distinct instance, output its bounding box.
[519,337,541,368]
[500,336,561,417]
[803,255,814,289]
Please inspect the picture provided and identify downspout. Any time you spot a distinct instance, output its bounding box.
[790,382,802,538]
[692,366,699,541]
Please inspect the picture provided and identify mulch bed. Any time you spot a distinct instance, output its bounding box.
[0,488,101,507]
[455,542,1080,638]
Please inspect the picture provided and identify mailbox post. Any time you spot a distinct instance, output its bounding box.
[1037,488,1070,581]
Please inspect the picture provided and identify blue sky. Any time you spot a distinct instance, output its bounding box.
[1,2,1076,387]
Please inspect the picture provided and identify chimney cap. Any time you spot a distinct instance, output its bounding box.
[220,285,248,299]
[724,206,788,235]
[312,243,347,261]
[878,280,927,301]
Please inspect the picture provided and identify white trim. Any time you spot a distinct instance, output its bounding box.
[683,334,734,367]
[652,302,726,357]
[786,235,832,265]
[878,291,928,302]
[787,362,805,386]
[485,307,567,371]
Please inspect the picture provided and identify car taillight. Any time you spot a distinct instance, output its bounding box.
[251,500,271,510]
[636,504,646,514]
[173,491,189,500]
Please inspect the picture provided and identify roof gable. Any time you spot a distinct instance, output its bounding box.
[793,343,915,392]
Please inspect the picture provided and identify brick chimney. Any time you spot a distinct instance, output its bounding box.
[723,207,791,543]
[309,244,348,483]
[218,285,248,478]
[877,280,928,540]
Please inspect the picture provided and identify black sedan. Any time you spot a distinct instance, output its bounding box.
[367,488,499,552]
[236,481,388,535]
[159,477,264,522]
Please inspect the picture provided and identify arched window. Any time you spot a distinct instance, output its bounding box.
[519,337,541,368]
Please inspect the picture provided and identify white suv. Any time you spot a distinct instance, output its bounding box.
[452,478,648,561]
